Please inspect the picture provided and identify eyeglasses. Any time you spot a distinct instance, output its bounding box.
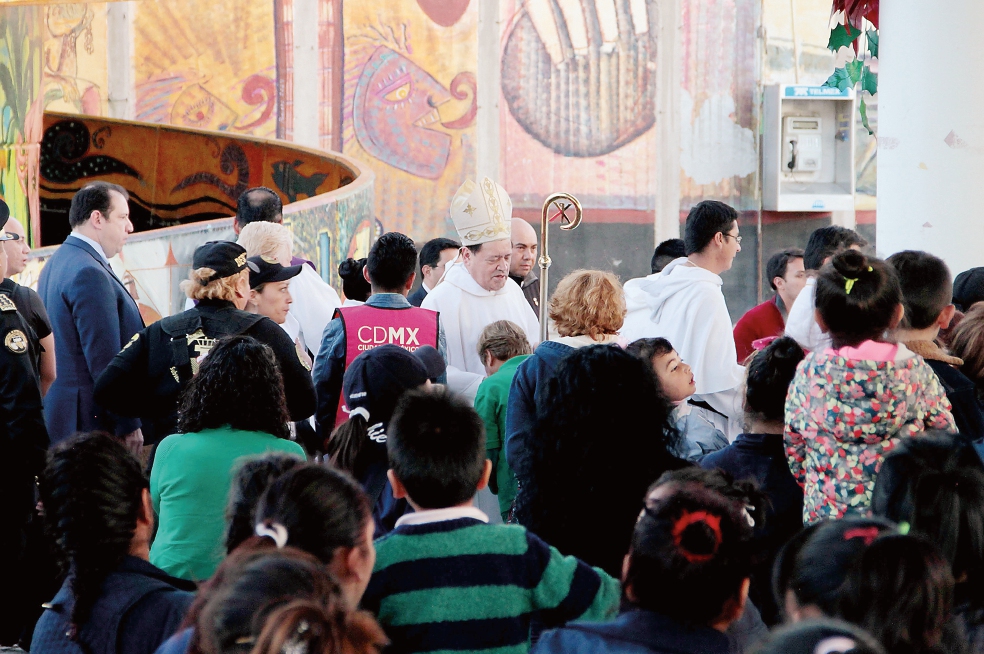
[722,233,742,244]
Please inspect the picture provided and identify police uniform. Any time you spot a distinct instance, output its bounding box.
[0,278,51,377]
[0,292,49,642]
[93,242,316,446]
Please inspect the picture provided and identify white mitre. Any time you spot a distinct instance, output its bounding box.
[449,177,512,246]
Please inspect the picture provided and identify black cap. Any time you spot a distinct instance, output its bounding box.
[412,345,446,381]
[954,267,984,312]
[247,255,303,289]
[192,241,248,285]
[0,199,9,225]
[342,344,444,426]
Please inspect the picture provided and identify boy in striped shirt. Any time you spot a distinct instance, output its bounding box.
[362,389,621,654]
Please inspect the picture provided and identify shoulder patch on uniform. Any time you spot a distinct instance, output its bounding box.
[0,295,16,312]
[297,346,312,371]
[5,329,28,354]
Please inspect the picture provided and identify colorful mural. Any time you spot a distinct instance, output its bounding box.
[0,6,43,244]
[42,4,107,116]
[339,0,478,238]
[133,0,278,138]
[498,0,659,220]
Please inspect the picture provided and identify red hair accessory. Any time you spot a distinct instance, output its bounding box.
[671,510,722,563]
[843,526,880,545]
[751,336,779,351]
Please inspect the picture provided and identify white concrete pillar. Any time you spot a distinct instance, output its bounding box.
[292,0,320,148]
[654,0,681,245]
[476,0,500,182]
[876,1,984,275]
[107,2,135,120]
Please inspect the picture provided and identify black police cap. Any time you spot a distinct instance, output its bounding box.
[193,241,248,285]
[247,255,303,289]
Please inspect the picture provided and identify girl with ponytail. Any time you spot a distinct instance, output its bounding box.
[32,432,195,654]
[194,548,386,654]
[785,250,956,523]
[533,484,752,654]
[325,344,442,535]
[701,336,806,624]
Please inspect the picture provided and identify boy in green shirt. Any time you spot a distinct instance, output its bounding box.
[474,320,532,522]
[362,389,620,654]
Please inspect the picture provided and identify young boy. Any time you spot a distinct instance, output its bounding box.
[888,251,984,439]
[362,389,621,654]
[474,320,532,522]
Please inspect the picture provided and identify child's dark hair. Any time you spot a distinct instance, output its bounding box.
[651,467,768,533]
[872,433,984,602]
[197,547,386,654]
[226,453,306,554]
[815,250,902,347]
[40,432,148,638]
[338,257,372,303]
[388,388,487,509]
[744,336,804,422]
[840,534,955,654]
[803,225,867,271]
[255,464,372,564]
[627,484,753,626]
[772,523,822,621]
[752,619,887,654]
[177,335,290,440]
[625,337,674,368]
[785,518,896,616]
[886,251,953,330]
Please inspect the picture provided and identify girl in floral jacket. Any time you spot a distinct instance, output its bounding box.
[785,250,955,523]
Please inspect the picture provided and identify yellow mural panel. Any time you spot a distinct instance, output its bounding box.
[133,0,278,138]
[341,0,477,240]
[42,3,108,116]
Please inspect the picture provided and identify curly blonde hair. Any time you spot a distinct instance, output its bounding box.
[180,268,249,301]
[548,269,625,338]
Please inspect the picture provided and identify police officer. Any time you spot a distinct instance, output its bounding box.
[0,225,48,645]
[93,241,316,448]
[0,202,54,394]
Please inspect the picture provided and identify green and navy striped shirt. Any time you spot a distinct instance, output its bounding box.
[361,516,621,654]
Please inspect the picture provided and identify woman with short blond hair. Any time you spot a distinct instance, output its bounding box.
[504,269,627,486]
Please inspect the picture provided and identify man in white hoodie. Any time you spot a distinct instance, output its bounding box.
[422,178,540,376]
[621,200,745,438]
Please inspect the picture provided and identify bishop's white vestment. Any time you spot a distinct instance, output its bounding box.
[422,262,540,376]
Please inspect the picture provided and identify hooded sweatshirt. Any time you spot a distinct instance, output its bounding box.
[785,343,956,523]
[422,261,540,375]
[621,257,744,395]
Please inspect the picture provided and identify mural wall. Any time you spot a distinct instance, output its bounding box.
[133,0,278,138]
[337,0,478,238]
[0,6,43,243]
[499,0,659,219]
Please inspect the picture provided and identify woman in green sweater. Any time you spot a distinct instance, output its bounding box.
[150,335,306,581]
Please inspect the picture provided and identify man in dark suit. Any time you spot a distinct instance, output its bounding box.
[409,237,460,307]
[38,182,144,448]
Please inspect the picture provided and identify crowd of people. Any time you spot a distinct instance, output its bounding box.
[2,176,984,654]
